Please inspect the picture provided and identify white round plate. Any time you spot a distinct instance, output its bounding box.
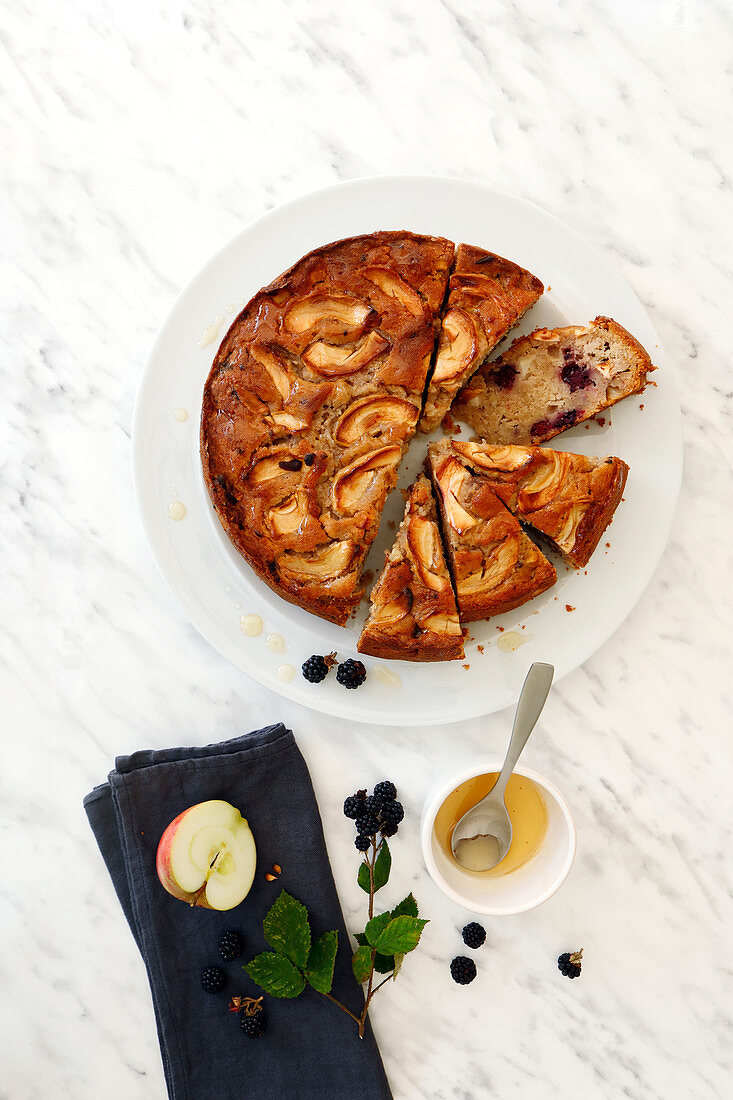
[132,176,682,725]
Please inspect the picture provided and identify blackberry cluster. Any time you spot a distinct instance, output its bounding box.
[450,956,477,985]
[240,1010,267,1038]
[558,949,583,979]
[301,652,337,684]
[336,658,367,689]
[343,781,404,850]
[461,922,486,950]
[218,930,244,962]
[201,966,226,994]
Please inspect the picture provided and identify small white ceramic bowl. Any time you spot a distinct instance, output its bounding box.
[421,756,576,916]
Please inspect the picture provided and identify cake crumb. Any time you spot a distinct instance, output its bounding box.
[477,644,484,654]
[497,626,505,632]
[605,542,610,548]
[639,403,645,409]
[565,604,576,612]
[595,416,606,427]
[463,663,470,670]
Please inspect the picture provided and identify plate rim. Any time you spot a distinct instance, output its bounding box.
[131,174,683,725]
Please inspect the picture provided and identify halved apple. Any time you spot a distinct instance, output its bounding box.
[364,268,424,316]
[303,331,389,377]
[284,294,373,339]
[331,445,401,514]
[156,800,256,911]
[432,309,477,383]
[333,395,417,446]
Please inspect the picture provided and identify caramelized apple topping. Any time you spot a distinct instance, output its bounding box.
[283,294,373,339]
[303,331,389,377]
[407,515,447,592]
[249,346,291,400]
[268,493,308,536]
[432,309,478,383]
[331,445,401,514]
[418,612,462,635]
[458,537,519,593]
[278,540,356,580]
[364,268,424,316]
[452,442,532,472]
[434,457,478,533]
[333,395,417,446]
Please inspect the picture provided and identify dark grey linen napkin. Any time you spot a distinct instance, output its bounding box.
[84,723,392,1100]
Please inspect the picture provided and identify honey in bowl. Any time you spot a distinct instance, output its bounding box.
[434,772,548,877]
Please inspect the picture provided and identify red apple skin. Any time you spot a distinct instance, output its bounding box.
[156,807,212,908]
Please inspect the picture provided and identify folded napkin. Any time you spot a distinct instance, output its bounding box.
[84,723,392,1100]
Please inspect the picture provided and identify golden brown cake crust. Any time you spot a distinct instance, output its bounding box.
[358,475,464,662]
[453,315,653,445]
[420,245,544,433]
[427,444,557,622]
[201,232,454,625]
[449,441,629,568]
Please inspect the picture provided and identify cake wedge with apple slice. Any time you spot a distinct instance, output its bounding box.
[452,316,653,445]
[358,474,464,661]
[448,440,629,568]
[419,244,544,433]
[427,444,557,622]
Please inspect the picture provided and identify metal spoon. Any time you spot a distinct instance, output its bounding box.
[451,662,554,871]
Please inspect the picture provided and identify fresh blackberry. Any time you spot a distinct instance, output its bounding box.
[218,930,244,962]
[373,781,397,803]
[240,1011,266,1038]
[379,800,404,828]
[355,812,379,836]
[462,922,486,950]
[343,793,366,819]
[201,966,226,994]
[380,822,398,838]
[302,652,336,684]
[362,794,382,816]
[450,956,477,985]
[355,834,371,851]
[558,949,583,978]
[336,659,367,689]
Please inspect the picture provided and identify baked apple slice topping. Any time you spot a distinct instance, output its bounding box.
[333,395,417,445]
[331,445,401,514]
[432,309,478,383]
[518,452,568,507]
[418,612,462,635]
[458,537,520,594]
[303,330,389,377]
[267,492,309,536]
[364,268,425,316]
[278,540,356,580]
[249,345,292,401]
[452,441,532,472]
[407,515,447,591]
[434,457,478,533]
[283,293,373,340]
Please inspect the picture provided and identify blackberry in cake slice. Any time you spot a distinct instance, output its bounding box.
[448,440,629,568]
[420,245,544,434]
[358,475,464,661]
[452,316,653,445]
[427,444,557,623]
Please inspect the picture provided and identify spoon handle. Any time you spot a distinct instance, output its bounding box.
[492,662,554,801]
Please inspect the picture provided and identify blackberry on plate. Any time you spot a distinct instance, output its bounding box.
[302,652,336,684]
[558,949,583,978]
[336,659,367,689]
[355,812,379,836]
[201,966,226,994]
[380,800,404,828]
[240,1011,266,1038]
[343,793,365,819]
[355,834,371,851]
[373,781,397,803]
[218,930,244,962]
[450,956,477,985]
[462,922,486,950]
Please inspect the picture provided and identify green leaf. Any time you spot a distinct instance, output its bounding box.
[357,860,371,894]
[373,952,396,974]
[375,915,429,956]
[304,930,338,994]
[245,952,306,998]
[392,953,405,980]
[351,944,373,984]
[354,931,368,947]
[364,912,391,947]
[373,840,391,891]
[263,890,311,970]
[391,893,419,920]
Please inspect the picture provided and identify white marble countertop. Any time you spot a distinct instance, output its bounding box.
[2,1,732,1096]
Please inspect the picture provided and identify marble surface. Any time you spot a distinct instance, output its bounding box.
[2,1,732,1097]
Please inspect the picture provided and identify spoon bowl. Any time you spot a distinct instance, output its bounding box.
[451,662,554,871]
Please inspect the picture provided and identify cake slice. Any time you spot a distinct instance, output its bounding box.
[453,316,653,445]
[358,475,464,662]
[420,245,544,433]
[448,440,629,568]
[427,446,557,622]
